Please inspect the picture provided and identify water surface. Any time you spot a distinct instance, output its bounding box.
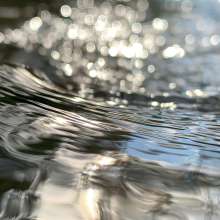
[0,0,220,219]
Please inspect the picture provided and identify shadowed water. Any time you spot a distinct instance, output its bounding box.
[0,0,220,219]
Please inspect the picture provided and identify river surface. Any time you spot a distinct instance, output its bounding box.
[0,0,220,219]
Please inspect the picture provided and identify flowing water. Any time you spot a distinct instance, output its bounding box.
[1,0,220,219]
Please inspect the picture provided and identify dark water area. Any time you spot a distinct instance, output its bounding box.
[1,0,220,219]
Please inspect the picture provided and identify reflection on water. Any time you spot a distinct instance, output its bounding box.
[0,0,220,219]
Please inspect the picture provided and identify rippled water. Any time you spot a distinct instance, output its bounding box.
[1,0,220,219]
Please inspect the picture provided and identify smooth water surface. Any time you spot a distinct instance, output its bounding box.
[0,0,220,219]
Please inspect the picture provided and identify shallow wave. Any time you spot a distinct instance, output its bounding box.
[0,0,220,219]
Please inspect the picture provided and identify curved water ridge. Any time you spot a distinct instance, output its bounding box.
[0,0,220,219]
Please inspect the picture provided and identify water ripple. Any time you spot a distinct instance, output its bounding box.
[0,0,220,219]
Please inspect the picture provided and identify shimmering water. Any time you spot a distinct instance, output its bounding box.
[1,0,220,219]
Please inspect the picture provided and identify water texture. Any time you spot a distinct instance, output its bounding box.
[0,0,220,219]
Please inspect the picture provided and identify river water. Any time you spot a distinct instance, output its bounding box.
[0,0,220,219]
